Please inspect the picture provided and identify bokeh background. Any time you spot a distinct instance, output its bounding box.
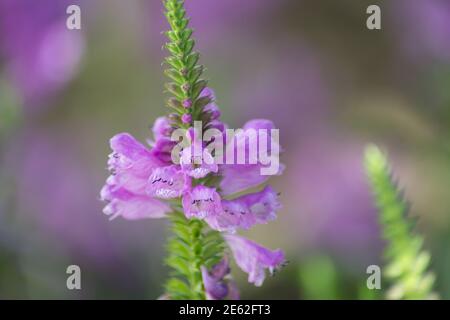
[1,0,450,299]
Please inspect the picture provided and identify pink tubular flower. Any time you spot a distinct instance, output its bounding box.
[200,87,221,120]
[201,257,240,300]
[224,234,285,286]
[180,142,218,179]
[148,117,176,164]
[181,113,192,124]
[201,266,229,300]
[106,133,162,193]
[182,185,222,219]
[100,133,171,219]
[152,116,173,140]
[150,137,176,164]
[205,186,281,233]
[147,165,187,199]
[101,184,169,220]
[182,99,192,108]
[220,119,284,196]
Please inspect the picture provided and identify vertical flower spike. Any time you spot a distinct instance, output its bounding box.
[100,0,284,300]
[161,0,227,300]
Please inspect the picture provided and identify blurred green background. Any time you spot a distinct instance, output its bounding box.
[1,0,450,299]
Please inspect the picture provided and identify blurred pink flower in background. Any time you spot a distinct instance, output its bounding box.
[0,0,85,111]
[391,0,450,63]
[226,35,381,267]
[233,44,330,141]
[10,130,118,263]
[183,0,279,39]
[3,128,171,296]
[285,134,382,267]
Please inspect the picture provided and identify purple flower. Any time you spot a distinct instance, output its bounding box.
[182,99,192,109]
[206,120,227,133]
[220,119,284,195]
[182,185,222,219]
[181,113,192,124]
[101,184,170,220]
[224,235,285,286]
[100,127,189,218]
[200,88,221,120]
[209,256,231,279]
[152,116,172,141]
[201,257,239,300]
[204,201,243,233]
[205,186,281,233]
[149,137,176,164]
[147,117,178,164]
[221,166,263,196]
[100,133,171,219]
[202,266,229,300]
[107,133,165,194]
[147,165,187,199]
[180,142,218,179]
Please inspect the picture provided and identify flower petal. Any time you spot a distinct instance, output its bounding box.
[219,119,283,195]
[180,143,218,179]
[210,256,231,279]
[201,257,235,300]
[182,185,222,219]
[238,186,281,223]
[201,266,229,300]
[150,137,176,164]
[107,133,164,194]
[101,184,170,220]
[207,186,280,232]
[152,116,172,141]
[225,234,285,286]
[110,132,152,162]
[205,200,247,233]
[220,164,268,195]
[146,165,187,199]
[200,87,216,100]
[242,119,275,131]
[200,87,222,120]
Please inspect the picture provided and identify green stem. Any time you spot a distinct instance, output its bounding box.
[165,211,225,299]
[163,0,211,129]
[365,145,437,299]
[165,212,205,299]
